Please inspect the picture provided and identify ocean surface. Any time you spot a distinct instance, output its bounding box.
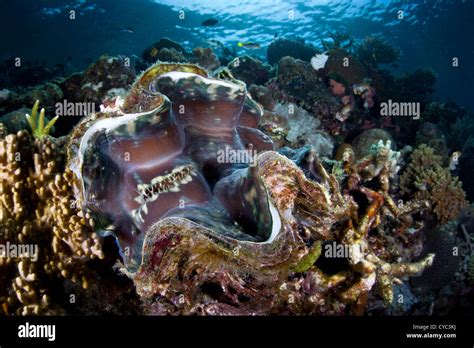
[0,0,473,111]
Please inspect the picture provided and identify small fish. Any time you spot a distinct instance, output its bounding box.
[391,63,399,68]
[201,18,218,26]
[121,27,134,33]
[149,47,159,58]
[237,42,260,49]
[449,151,461,171]
[206,39,224,48]
[66,56,72,61]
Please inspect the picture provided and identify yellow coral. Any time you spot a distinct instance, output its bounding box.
[0,131,103,315]
[400,145,468,224]
[25,100,59,139]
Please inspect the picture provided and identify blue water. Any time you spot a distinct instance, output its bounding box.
[0,0,473,110]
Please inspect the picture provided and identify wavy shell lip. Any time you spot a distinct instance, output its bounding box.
[68,63,277,272]
[75,96,170,183]
[150,69,272,183]
[71,94,212,271]
[132,151,310,310]
[152,72,246,131]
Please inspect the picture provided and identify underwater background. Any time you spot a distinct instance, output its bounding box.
[1,0,473,110]
[0,0,473,316]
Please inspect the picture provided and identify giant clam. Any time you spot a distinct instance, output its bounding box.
[68,63,274,271]
[67,63,434,315]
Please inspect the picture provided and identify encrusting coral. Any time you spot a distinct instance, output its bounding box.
[400,144,468,224]
[0,114,103,315]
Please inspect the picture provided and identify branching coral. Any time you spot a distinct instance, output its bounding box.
[335,140,433,306]
[0,130,103,315]
[400,145,468,224]
[25,100,58,139]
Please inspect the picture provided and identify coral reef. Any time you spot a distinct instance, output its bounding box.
[415,122,449,162]
[356,37,400,68]
[422,101,466,126]
[321,31,354,52]
[191,47,220,71]
[0,108,31,134]
[352,128,395,160]
[156,48,186,63]
[0,57,65,90]
[141,38,186,64]
[405,207,474,314]
[228,55,271,86]
[63,62,436,315]
[61,55,136,107]
[0,30,472,317]
[400,145,468,224]
[0,129,103,315]
[268,102,334,157]
[269,55,379,137]
[325,49,368,85]
[469,254,474,285]
[0,123,5,139]
[272,56,342,133]
[394,69,437,106]
[267,38,318,65]
[0,83,64,115]
[249,85,276,111]
[411,221,460,292]
[275,56,325,103]
[311,52,329,71]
